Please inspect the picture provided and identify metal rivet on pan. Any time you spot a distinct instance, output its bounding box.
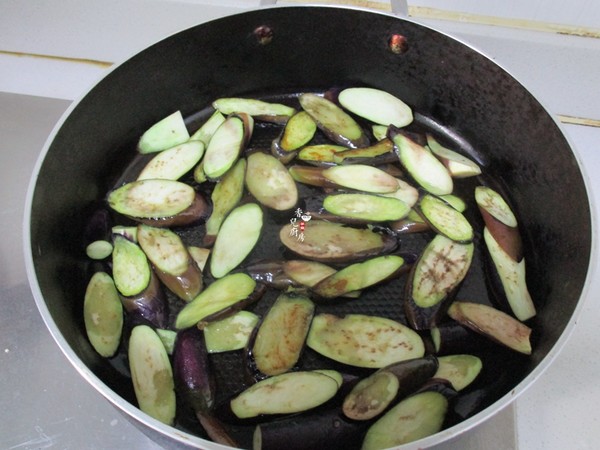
[388,34,409,54]
[254,25,274,45]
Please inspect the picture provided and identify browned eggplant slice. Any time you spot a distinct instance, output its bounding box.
[245,152,299,211]
[297,144,347,164]
[108,179,195,221]
[247,292,315,378]
[136,140,205,181]
[277,110,317,152]
[447,301,533,355]
[416,194,474,243]
[203,158,246,246]
[137,110,189,154]
[203,113,253,179]
[426,133,481,178]
[83,271,124,358]
[212,97,296,124]
[210,202,263,278]
[229,370,340,419]
[299,93,369,148]
[175,273,259,329]
[338,87,413,128]
[361,390,448,449]
[279,220,397,263]
[331,138,395,164]
[391,129,453,196]
[311,255,406,299]
[323,193,411,222]
[322,164,399,194]
[137,224,203,302]
[306,313,425,368]
[128,325,176,425]
[405,234,474,330]
[342,355,438,421]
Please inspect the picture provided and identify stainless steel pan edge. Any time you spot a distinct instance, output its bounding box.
[23,4,595,449]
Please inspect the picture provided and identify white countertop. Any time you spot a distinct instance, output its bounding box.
[1,2,600,449]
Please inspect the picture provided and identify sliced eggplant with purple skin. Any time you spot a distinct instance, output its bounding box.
[245,259,296,290]
[322,164,400,194]
[323,193,411,222]
[430,321,493,356]
[245,152,298,211]
[388,208,430,235]
[426,133,482,178]
[307,313,425,368]
[361,390,448,449]
[173,327,216,414]
[416,194,474,243]
[137,224,203,302]
[136,140,205,181]
[120,269,169,329]
[312,255,406,299]
[137,110,189,154]
[107,179,210,227]
[253,407,369,450]
[297,143,348,165]
[247,292,315,378]
[299,93,369,148]
[203,113,253,179]
[475,185,522,260]
[189,109,226,145]
[433,354,482,392]
[288,164,338,189]
[332,138,396,165]
[338,87,413,128]
[476,185,535,321]
[83,271,124,358]
[448,301,533,355]
[391,128,454,196]
[279,220,397,263]
[204,310,260,353]
[342,355,438,421]
[212,97,296,124]
[210,202,263,278]
[203,158,246,247]
[405,234,474,330]
[175,272,259,330]
[128,325,176,425]
[229,370,341,419]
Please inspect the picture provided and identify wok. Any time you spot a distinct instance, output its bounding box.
[24,4,593,449]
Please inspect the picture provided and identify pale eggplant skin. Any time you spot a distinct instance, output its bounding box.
[172,327,216,414]
[119,270,168,329]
